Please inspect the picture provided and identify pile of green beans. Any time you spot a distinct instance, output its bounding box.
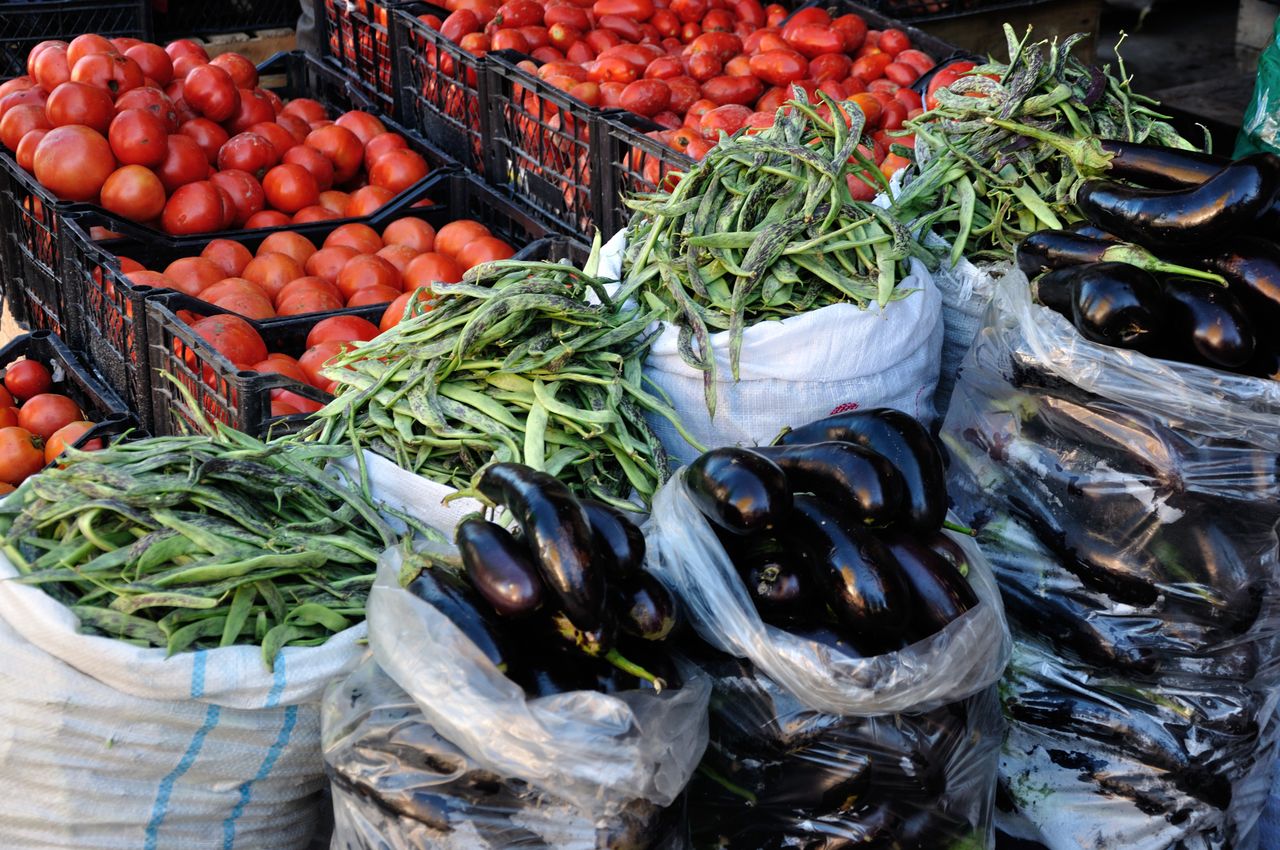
[898,25,1200,262]
[310,259,699,506]
[0,428,412,667]
[622,92,933,417]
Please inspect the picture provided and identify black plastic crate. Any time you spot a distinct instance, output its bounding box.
[153,0,299,38]
[315,0,409,116]
[0,0,151,79]
[0,330,140,459]
[599,113,695,241]
[390,3,487,173]
[484,50,609,239]
[69,171,582,431]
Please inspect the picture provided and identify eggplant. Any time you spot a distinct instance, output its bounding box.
[1160,277,1256,369]
[877,532,977,641]
[1068,222,1123,241]
[923,530,972,578]
[1054,262,1167,353]
[613,572,678,641]
[1076,153,1280,248]
[580,499,645,578]
[407,568,510,672]
[1030,267,1078,316]
[747,442,906,526]
[787,623,884,660]
[786,494,910,641]
[1098,139,1227,189]
[1206,236,1280,326]
[723,532,818,624]
[777,408,947,533]
[548,609,615,656]
[455,517,545,618]
[1017,229,1223,282]
[507,645,603,697]
[750,750,873,812]
[476,463,603,630]
[685,447,792,534]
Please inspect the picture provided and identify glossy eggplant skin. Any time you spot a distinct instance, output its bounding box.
[1068,222,1123,242]
[407,568,510,672]
[1031,266,1079,316]
[686,447,792,534]
[786,494,910,641]
[748,442,905,526]
[777,408,947,533]
[614,572,679,641]
[548,609,616,656]
[1018,229,1113,278]
[923,531,972,578]
[456,517,545,618]
[878,532,977,641]
[1161,277,1256,369]
[1098,139,1227,189]
[1207,237,1280,326]
[1076,153,1280,248]
[477,463,603,630]
[721,532,816,625]
[1069,262,1167,352]
[580,499,645,579]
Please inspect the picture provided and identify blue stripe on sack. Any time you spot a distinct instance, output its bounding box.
[221,653,294,850]
[145,651,220,850]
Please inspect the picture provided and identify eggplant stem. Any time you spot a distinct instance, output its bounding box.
[697,764,758,805]
[943,520,978,537]
[983,116,1115,176]
[604,648,665,692]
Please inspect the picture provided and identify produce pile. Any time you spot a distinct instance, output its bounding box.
[0,34,432,232]
[313,257,698,504]
[0,425,410,664]
[0,357,109,489]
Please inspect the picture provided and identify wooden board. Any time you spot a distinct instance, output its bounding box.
[198,29,298,65]
[915,0,1103,63]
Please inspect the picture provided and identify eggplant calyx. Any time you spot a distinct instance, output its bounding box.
[1098,245,1226,286]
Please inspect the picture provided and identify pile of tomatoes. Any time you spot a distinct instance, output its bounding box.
[0,34,434,234]
[0,359,105,490]
[119,215,513,321]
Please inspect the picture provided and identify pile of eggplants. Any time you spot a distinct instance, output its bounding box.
[1016,149,1280,378]
[675,408,998,848]
[412,462,685,700]
[941,280,1280,849]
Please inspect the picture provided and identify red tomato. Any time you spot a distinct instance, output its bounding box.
[157,133,210,192]
[896,49,936,76]
[70,52,144,96]
[262,163,320,214]
[884,62,918,87]
[281,98,327,124]
[306,125,364,184]
[165,39,210,64]
[15,129,48,171]
[290,207,337,226]
[0,427,45,485]
[784,7,831,28]
[652,8,680,37]
[334,111,387,147]
[116,86,180,132]
[17,393,82,441]
[241,252,304,301]
[782,25,843,58]
[217,131,278,179]
[161,180,225,234]
[701,8,735,32]
[369,148,430,193]
[593,0,654,19]
[165,257,225,294]
[257,231,316,268]
[326,223,383,254]
[380,290,432,331]
[317,190,350,214]
[307,315,380,348]
[878,28,911,56]
[32,46,72,92]
[663,76,700,113]
[894,87,922,111]
[209,169,265,226]
[4,360,53,400]
[456,236,515,270]
[33,125,115,202]
[107,108,169,167]
[619,79,671,117]
[441,8,481,41]
[26,40,66,77]
[689,31,741,63]
[748,50,807,86]
[177,117,229,165]
[880,99,908,131]
[275,278,343,313]
[337,254,401,299]
[699,103,751,138]
[45,420,100,462]
[190,313,268,367]
[275,112,311,143]
[0,85,48,122]
[210,53,258,89]
[99,164,166,222]
[852,52,893,82]
[244,210,292,228]
[305,246,360,284]
[0,104,50,152]
[404,252,462,289]
[809,53,852,83]
[67,34,119,68]
[344,185,395,217]
[202,239,254,277]
[183,64,239,122]
[225,87,276,134]
[669,0,706,23]
[925,60,977,110]
[298,341,352,392]
[44,80,114,133]
[281,144,336,191]
[702,74,762,106]
[125,43,174,86]
[382,217,436,253]
[848,92,883,128]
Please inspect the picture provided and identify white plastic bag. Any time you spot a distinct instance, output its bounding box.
[931,255,1005,417]
[0,547,364,850]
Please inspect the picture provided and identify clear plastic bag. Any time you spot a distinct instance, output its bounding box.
[321,545,711,849]
[642,467,1011,847]
[942,272,1280,850]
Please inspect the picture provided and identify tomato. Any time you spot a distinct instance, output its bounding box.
[207,169,264,226]
[161,180,225,234]
[32,45,72,93]
[224,87,274,135]
[244,210,291,228]
[336,254,400,299]
[847,92,883,129]
[304,245,360,283]
[702,74,762,106]
[456,236,515,270]
[17,393,82,442]
[643,56,682,80]
[44,80,114,133]
[877,28,911,57]
[432,220,488,258]
[748,50,807,86]
[364,134,409,170]
[701,9,734,32]
[99,164,166,222]
[0,76,39,102]
[274,113,311,145]
[253,356,309,384]
[547,23,582,52]
[519,25,552,49]
[379,218,434,254]
[344,185,392,217]
[199,277,266,303]
[278,288,343,316]
[5,360,53,401]
[0,386,14,412]
[70,52,144,96]
[689,32,741,63]
[342,284,397,307]
[881,62,916,87]
[201,239,253,277]
[14,128,46,175]
[255,232,315,269]
[105,108,167,168]
[306,125,363,184]
[242,252,304,300]
[0,88,49,126]
[669,0,706,23]
[0,105,50,153]
[366,148,428,194]
[896,49,935,76]
[440,8,480,42]
[404,252,462,289]
[34,125,115,202]
[124,269,188,297]
[258,162,319,215]
[271,147,335,196]
[615,79,669,117]
[496,0,546,26]
[317,190,350,214]
[206,53,257,91]
[113,87,177,133]
[698,103,751,138]
[0,408,16,428]
[217,133,276,181]
[171,54,208,80]
[206,287,275,319]
[275,276,341,310]
[241,123,296,164]
[657,76,695,114]
[306,315,380,349]
[0,427,45,486]
[161,257,223,295]
[157,133,209,192]
[66,34,117,67]
[379,291,423,330]
[585,28,622,54]
[852,52,893,83]
[121,43,172,87]
[332,112,385,150]
[281,99,326,125]
[375,244,418,276]
[190,313,267,367]
[298,341,352,392]
[175,117,228,165]
[183,64,239,122]
[44,421,101,462]
[925,60,978,110]
[165,39,209,64]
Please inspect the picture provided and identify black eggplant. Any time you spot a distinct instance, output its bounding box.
[1016,229,1223,282]
[1063,262,1168,352]
[722,532,817,624]
[1068,222,1122,241]
[613,572,679,641]
[1098,139,1227,189]
[455,517,545,618]
[1161,276,1255,368]
[1076,153,1280,248]
[877,532,977,641]
[777,408,947,533]
[1030,267,1078,316]
[787,623,886,659]
[507,645,603,697]
[747,442,906,526]
[685,447,792,534]
[548,609,615,656]
[923,530,972,578]
[406,568,510,671]
[786,494,910,641]
[580,499,646,578]
[476,463,603,630]
[1206,236,1280,326]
